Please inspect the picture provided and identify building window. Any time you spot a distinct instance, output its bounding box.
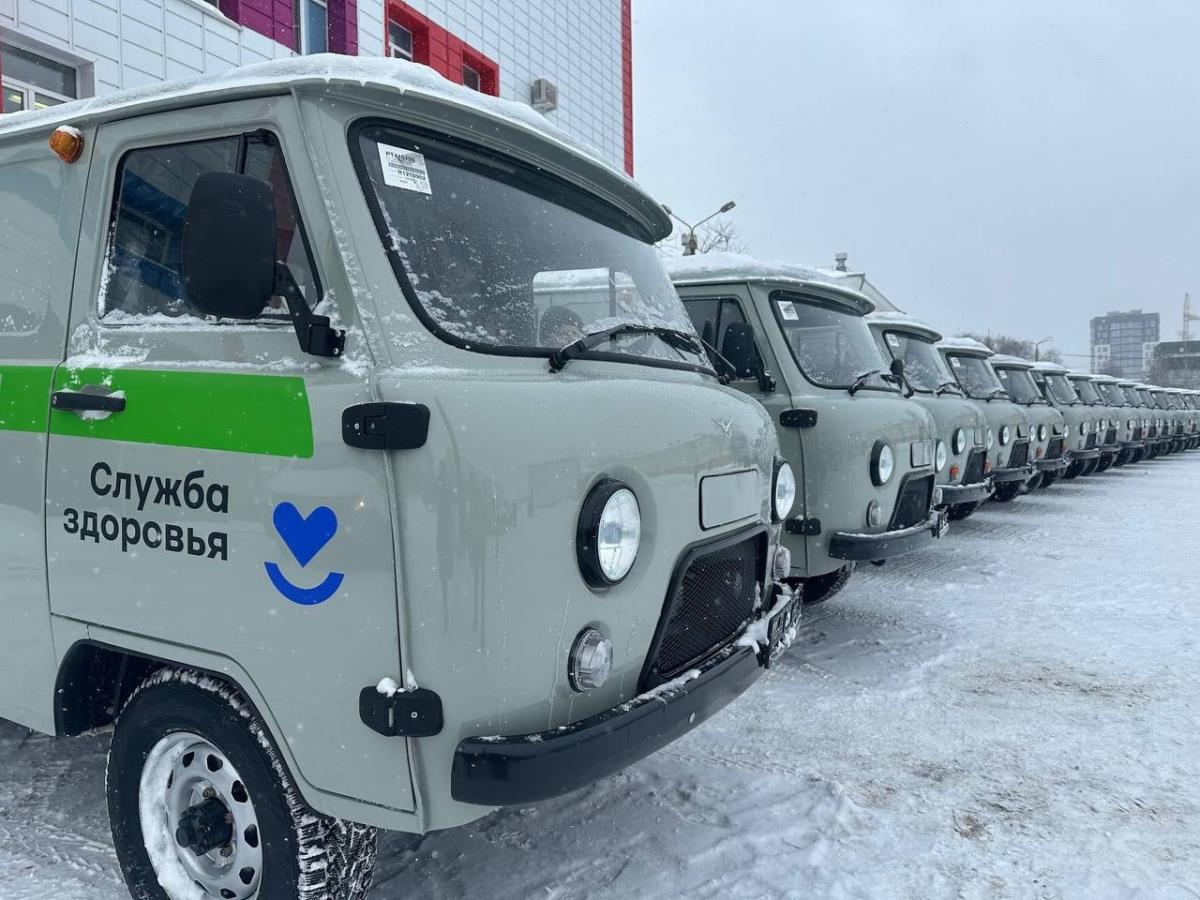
[389,22,414,60]
[1,45,77,112]
[298,0,329,54]
[462,63,481,92]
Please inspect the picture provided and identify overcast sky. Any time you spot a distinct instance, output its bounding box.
[632,1,1200,364]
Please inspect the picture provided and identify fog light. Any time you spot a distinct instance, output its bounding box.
[866,500,883,528]
[568,627,612,692]
[772,545,792,581]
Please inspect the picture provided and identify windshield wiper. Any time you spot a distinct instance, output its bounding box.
[548,323,703,373]
[848,369,882,396]
[934,379,961,396]
[983,387,1008,401]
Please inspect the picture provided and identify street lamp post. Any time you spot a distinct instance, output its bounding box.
[662,201,737,256]
[1034,336,1054,361]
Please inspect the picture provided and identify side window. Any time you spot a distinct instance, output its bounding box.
[101,132,320,322]
[683,298,719,350]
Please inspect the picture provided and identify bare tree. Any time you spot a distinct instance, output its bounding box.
[697,217,748,255]
[961,332,1063,364]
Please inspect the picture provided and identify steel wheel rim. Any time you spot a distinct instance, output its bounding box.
[139,731,263,900]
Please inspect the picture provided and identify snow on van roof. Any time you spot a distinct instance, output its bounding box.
[864,310,942,341]
[936,336,995,356]
[0,55,668,237]
[1031,360,1070,374]
[989,353,1036,369]
[664,252,875,309]
[1090,373,1121,384]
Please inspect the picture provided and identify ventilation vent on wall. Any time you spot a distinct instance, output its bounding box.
[531,78,558,113]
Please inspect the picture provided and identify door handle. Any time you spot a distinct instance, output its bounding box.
[51,390,126,414]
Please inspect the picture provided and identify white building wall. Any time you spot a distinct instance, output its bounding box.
[2,0,625,168]
[1,0,291,95]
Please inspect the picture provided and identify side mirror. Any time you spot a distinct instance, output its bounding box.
[182,172,345,357]
[182,172,277,319]
[889,357,905,381]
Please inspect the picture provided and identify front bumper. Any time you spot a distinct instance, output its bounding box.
[451,643,764,806]
[828,508,948,562]
[1034,456,1069,473]
[991,462,1036,484]
[1071,448,1101,461]
[1120,440,1144,450]
[938,478,993,506]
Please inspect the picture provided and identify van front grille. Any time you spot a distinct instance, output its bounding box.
[889,474,934,530]
[1104,428,1117,445]
[641,532,765,690]
[1085,433,1097,450]
[963,449,986,484]
[1046,437,1064,460]
[1007,440,1029,470]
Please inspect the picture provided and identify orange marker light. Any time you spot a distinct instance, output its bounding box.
[49,126,84,164]
[949,465,960,480]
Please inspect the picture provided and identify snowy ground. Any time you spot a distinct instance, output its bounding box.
[3,453,1198,900]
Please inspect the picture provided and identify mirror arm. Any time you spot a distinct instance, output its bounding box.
[275,263,346,359]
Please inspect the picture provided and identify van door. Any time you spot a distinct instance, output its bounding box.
[0,134,87,732]
[44,101,415,813]
[679,285,807,570]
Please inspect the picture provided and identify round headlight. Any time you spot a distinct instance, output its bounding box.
[986,427,995,449]
[773,461,796,521]
[935,440,947,473]
[999,425,1011,446]
[871,442,895,486]
[577,481,641,587]
[1079,421,1088,437]
[1127,418,1135,430]
[953,427,967,455]
[568,627,613,692]
[1038,424,1047,442]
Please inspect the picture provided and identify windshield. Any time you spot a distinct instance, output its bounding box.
[1039,373,1079,405]
[1069,377,1102,405]
[945,353,1005,399]
[1122,386,1143,406]
[1152,392,1170,409]
[773,294,896,391]
[353,124,705,370]
[1137,389,1154,406]
[880,331,958,393]
[1096,382,1127,406]
[993,367,1044,404]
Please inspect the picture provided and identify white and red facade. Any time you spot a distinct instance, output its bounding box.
[0,0,634,173]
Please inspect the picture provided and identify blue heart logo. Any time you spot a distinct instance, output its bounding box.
[272,502,338,568]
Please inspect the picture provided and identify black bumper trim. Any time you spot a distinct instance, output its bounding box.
[938,479,993,506]
[991,463,1036,484]
[828,510,946,561]
[1034,456,1070,473]
[451,645,764,806]
[1120,440,1144,450]
[1071,448,1101,461]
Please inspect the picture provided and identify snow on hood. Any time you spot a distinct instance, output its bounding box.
[936,336,995,356]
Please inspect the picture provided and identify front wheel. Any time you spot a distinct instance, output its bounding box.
[947,500,981,520]
[991,480,1023,503]
[107,669,378,900]
[1040,470,1061,489]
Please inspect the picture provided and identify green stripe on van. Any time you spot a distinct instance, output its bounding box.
[0,365,54,433]
[48,368,314,458]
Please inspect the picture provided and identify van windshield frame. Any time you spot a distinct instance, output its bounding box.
[769,291,898,393]
[993,366,1046,404]
[349,119,710,375]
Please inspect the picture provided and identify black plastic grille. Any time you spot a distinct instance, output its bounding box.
[1105,428,1117,445]
[644,533,764,687]
[963,449,986,484]
[1133,426,1143,440]
[1007,440,1029,470]
[1046,437,1064,460]
[889,474,934,530]
[1147,425,1156,438]
[1085,433,1097,450]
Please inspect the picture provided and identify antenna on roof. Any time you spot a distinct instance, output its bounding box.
[834,252,848,272]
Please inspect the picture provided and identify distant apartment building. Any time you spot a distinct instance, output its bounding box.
[1150,341,1200,389]
[0,0,634,174]
[1090,310,1159,378]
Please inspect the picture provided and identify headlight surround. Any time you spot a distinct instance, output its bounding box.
[952,427,967,455]
[1127,418,1135,431]
[1037,424,1047,442]
[773,461,797,522]
[999,424,1012,446]
[871,441,895,486]
[935,440,947,473]
[1079,421,1088,437]
[568,627,613,692]
[986,427,995,449]
[576,480,641,588]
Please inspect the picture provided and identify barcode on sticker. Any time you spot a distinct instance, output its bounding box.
[377,145,433,195]
[777,300,799,320]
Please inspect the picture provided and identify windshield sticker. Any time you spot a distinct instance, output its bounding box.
[886,333,900,348]
[377,145,433,195]
[777,300,799,320]
[950,357,962,368]
[265,502,345,606]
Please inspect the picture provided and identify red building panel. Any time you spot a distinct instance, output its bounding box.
[622,0,634,175]
[384,1,500,96]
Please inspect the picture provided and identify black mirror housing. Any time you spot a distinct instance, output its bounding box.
[890,357,906,381]
[182,172,277,319]
[720,323,763,379]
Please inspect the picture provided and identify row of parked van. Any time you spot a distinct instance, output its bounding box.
[0,58,1192,900]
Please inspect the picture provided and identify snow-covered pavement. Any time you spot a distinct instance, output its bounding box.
[3,454,1197,899]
